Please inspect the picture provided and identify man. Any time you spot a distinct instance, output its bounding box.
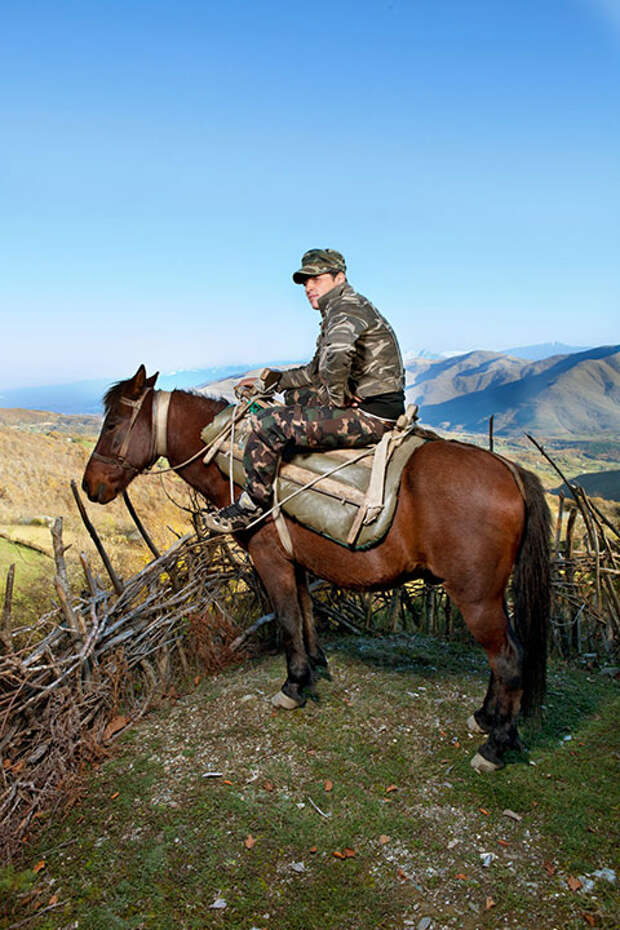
[203,248,405,532]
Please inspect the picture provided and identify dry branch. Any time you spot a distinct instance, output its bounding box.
[70,479,123,594]
[1,563,15,654]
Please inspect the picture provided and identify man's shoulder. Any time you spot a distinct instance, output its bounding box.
[327,285,377,319]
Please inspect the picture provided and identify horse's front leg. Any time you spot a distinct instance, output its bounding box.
[249,538,314,708]
[296,565,330,683]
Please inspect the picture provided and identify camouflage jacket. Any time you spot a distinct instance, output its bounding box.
[278,283,404,407]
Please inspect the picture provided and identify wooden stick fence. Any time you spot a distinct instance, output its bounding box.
[0,508,262,863]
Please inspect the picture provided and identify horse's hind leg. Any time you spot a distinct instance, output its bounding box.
[458,599,524,772]
[296,567,330,682]
[467,673,495,735]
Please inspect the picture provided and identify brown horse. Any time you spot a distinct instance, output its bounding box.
[82,365,550,772]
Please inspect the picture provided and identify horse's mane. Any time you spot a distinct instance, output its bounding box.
[103,379,229,417]
[103,379,131,415]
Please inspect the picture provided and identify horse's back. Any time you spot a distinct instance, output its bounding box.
[404,438,524,509]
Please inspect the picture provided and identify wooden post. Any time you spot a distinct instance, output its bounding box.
[79,552,98,597]
[445,593,454,641]
[123,490,161,559]
[389,589,401,633]
[1,564,15,654]
[488,415,494,452]
[70,480,123,595]
[554,494,564,556]
[51,517,84,639]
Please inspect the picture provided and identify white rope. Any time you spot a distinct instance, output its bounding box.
[229,404,237,504]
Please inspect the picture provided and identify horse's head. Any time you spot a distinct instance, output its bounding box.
[82,364,159,504]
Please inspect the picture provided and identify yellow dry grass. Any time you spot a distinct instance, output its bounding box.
[0,425,194,623]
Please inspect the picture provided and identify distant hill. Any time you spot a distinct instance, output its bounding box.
[406,345,620,436]
[502,342,591,361]
[552,470,620,503]
[0,408,101,435]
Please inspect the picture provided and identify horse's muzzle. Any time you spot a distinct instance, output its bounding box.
[82,472,115,504]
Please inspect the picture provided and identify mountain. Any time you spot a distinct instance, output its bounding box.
[408,345,620,436]
[401,342,591,364]
[502,341,591,361]
[3,346,618,438]
[199,345,619,437]
[405,351,525,406]
[552,470,620,503]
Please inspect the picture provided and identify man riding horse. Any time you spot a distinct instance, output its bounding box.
[203,248,406,533]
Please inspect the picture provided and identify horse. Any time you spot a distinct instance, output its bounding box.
[82,365,551,772]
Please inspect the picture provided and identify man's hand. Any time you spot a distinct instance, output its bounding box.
[234,368,280,400]
[234,377,259,398]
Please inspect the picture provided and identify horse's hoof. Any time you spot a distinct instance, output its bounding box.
[271,690,302,710]
[467,714,488,735]
[470,752,503,774]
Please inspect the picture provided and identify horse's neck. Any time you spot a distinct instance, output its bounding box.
[164,391,230,504]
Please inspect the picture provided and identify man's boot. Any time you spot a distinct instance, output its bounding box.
[202,491,265,533]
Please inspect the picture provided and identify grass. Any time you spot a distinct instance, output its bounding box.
[0,535,54,618]
[4,634,617,930]
[0,423,194,623]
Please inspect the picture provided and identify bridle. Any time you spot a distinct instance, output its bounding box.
[91,387,166,477]
[91,387,209,478]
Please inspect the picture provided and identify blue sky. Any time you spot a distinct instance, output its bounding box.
[1,0,618,388]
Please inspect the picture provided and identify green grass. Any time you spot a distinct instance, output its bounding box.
[2,635,618,929]
[0,535,53,620]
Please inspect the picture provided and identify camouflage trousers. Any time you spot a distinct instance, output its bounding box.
[243,387,393,508]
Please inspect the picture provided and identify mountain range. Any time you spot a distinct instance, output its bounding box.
[199,345,619,438]
[1,344,618,439]
[401,344,619,436]
[0,343,590,415]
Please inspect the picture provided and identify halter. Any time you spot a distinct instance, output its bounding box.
[91,387,166,475]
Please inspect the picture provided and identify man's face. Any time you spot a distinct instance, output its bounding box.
[303,271,345,309]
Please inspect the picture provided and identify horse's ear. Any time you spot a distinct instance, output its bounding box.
[146,371,159,389]
[130,364,147,398]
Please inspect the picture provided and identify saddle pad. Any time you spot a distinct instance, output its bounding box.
[201,405,426,549]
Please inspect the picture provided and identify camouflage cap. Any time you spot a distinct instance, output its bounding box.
[292,248,347,284]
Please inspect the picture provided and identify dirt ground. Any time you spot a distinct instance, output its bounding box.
[7,634,619,930]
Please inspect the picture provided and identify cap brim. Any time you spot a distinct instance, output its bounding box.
[292,265,336,284]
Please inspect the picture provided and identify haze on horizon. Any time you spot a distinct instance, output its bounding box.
[1,0,618,391]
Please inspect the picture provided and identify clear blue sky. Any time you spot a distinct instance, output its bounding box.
[1,0,618,388]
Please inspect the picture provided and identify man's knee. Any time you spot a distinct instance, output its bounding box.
[253,408,302,447]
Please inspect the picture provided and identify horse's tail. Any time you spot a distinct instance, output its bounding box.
[511,466,551,718]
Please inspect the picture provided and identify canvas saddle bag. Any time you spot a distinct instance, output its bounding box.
[200,398,428,550]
